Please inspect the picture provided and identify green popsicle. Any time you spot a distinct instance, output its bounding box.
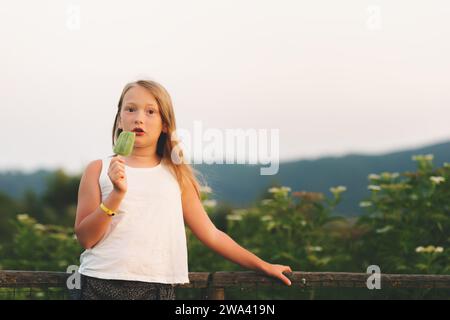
[113,131,136,156]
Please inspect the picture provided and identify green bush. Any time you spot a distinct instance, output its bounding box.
[356,155,449,275]
[0,214,82,271]
[1,154,448,299]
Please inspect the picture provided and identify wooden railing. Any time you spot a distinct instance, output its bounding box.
[1,270,449,300]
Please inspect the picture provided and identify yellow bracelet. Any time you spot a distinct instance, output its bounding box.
[100,202,116,216]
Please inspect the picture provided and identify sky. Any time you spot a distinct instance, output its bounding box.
[0,0,449,175]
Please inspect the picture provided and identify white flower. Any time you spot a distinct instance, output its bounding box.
[233,209,247,215]
[416,245,443,253]
[368,174,380,180]
[380,172,400,179]
[430,176,445,185]
[226,214,242,221]
[376,225,393,234]
[17,214,30,222]
[227,209,247,221]
[261,215,273,222]
[368,185,381,191]
[34,224,46,231]
[412,154,434,161]
[202,200,217,208]
[268,186,291,195]
[381,172,393,179]
[330,186,347,194]
[415,246,425,253]
[359,201,372,208]
[200,186,212,194]
[307,246,323,252]
[261,199,273,206]
[409,194,419,201]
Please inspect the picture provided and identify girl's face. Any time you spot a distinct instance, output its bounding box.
[119,85,166,149]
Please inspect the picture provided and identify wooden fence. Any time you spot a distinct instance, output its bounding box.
[1,270,449,300]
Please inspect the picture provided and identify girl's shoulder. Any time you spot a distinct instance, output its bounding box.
[86,155,115,173]
[83,158,104,181]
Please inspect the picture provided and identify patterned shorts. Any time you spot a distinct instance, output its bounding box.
[79,274,176,300]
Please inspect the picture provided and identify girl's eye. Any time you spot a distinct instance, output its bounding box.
[124,107,155,115]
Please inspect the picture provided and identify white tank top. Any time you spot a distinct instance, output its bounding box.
[78,155,190,284]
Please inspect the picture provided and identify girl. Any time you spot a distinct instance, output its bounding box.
[74,79,292,300]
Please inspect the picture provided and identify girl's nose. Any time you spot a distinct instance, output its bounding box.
[134,112,144,122]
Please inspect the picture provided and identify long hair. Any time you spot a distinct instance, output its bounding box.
[111,79,205,199]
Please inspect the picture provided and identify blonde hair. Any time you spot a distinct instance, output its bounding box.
[111,79,205,199]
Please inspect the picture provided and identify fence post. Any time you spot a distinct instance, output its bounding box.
[201,287,225,300]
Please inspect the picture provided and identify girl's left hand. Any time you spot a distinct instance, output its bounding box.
[262,264,293,286]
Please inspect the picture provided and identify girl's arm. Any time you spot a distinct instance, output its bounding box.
[74,160,125,249]
[182,181,293,286]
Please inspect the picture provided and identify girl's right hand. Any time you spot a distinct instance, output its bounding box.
[108,155,127,194]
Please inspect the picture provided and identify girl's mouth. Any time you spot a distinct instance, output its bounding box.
[132,127,145,136]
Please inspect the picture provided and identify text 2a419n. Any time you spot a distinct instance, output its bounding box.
[219,304,275,315]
